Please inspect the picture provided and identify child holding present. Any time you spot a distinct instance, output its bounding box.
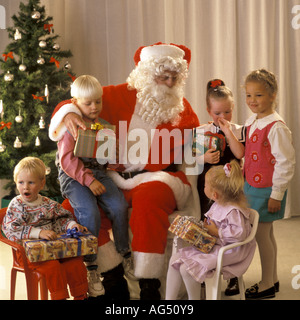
[194,79,246,296]
[196,79,246,219]
[243,69,295,299]
[2,157,88,300]
[165,160,256,300]
[56,75,132,298]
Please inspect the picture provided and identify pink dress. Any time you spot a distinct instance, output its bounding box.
[171,203,256,283]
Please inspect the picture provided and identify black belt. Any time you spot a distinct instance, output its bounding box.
[118,170,147,179]
[118,163,177,180]
[83,159,107,170]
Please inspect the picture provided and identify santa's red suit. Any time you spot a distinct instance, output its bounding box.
[49,44,199,280]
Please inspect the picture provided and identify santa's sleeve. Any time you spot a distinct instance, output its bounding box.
[49,100,82,141]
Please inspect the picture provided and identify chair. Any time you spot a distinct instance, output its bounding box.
[172,208,259,300]
[0,208,48,300]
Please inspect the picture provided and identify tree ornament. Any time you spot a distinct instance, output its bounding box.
[37,55,45,65]
[0,100,3,120]
[19,63,27,71]
[31,10,41,20]
[39,40,47,48]
[64,61,71,70]
[0,141,6,152]
[53,43,60,50]
[39,116,45,129]
[44,23,54,33]
[0,121,12,130]
[2,51,14,61]
[14,136,22,148]
[46,167,51,175]
[50,57,59,68]
[4,71,14,82]
[14,28,22,41]
[35,136,41,146]
[44,84,49,103]
[15,109,23,123]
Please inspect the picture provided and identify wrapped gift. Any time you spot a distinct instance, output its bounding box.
[192,128,226,157]
[74,121,116,160]
[169,215,216,253]
[22,228,98,262]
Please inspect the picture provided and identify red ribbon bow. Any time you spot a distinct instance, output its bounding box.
[32,94,44,101]
[68,73,76,82]
[2,52,14,61]
[50,57,60,68]
[0,121,12,130]
[44,24,53,33]
[210,80,223,88]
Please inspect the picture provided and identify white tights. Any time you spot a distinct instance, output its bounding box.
[165,256,201,300]
[255,222,278,291]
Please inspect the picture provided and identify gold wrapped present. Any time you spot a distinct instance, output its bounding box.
[22,229,98,262]
[192,128,226,157]
[169,215,216,253]
[74,122,116,159]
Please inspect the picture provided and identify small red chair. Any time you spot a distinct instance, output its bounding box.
[0,208,48,300]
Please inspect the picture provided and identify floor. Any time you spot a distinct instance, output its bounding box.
[0,216,299,300]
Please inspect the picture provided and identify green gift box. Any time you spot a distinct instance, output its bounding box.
[192,128,226,157]
[74,122,116,159]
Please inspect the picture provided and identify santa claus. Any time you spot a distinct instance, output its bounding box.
[49,42,199,300]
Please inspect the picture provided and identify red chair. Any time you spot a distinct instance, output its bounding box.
[0,208,48,300]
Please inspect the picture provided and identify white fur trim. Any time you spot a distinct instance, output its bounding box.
[48,103,82,141]
[96,240,123,274]
[133,251,165,279]
[107,170,191,210]
[140,45,184,62]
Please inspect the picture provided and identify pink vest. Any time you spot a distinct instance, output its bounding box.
[245,121,278,188]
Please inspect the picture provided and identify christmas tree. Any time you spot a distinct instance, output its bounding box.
[0,0,75,198]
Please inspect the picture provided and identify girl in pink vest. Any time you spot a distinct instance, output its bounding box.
[243,69,295,299]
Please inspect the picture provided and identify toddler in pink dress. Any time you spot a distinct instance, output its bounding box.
[165,160,256,300]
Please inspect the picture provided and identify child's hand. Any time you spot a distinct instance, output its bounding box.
[39,230,58,240]
[204,149,220,164]
[268,198,281,213]
[218,118,231,135]
[204,218,219,238]
[89,179,106,196]
[73,223,88,233]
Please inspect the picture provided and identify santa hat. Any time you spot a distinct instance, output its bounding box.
[133,42,191,67]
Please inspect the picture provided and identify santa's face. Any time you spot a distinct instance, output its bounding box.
[154,71,179,88]
[137,74,184,126]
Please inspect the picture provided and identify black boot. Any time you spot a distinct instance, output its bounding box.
[224,277,240,296]
[101,263,130,301]
[139,278,161,300]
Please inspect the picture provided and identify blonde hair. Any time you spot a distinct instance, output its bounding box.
[70,75,103,99]
[245,69,278,109]
[245,69,278,96]
[206,79,234,111]
[14,157,46,182]
[205,160,248,208]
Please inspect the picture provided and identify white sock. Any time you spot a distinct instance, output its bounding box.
[180,263,201,300]
[165,257,183,300]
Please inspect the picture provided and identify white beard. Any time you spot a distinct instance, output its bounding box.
[136,83,185,127]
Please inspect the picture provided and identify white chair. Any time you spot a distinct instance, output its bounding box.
[172,208,259,300]
[205,209,259,300]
